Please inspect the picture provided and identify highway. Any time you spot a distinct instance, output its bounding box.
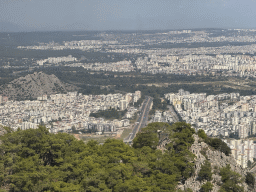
[124,96,153,143]
[168,105,179,122]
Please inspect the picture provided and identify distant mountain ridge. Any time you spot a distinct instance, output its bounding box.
[0,72,79,101]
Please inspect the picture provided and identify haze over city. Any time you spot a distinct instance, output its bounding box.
[1,0,256,31]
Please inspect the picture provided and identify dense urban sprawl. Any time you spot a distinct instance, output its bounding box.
[162,89,256,168]
[0,91,141,134]
[12,29,256,78]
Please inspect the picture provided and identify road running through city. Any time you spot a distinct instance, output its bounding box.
[124,96,153,143]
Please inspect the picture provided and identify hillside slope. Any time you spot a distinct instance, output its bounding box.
[176,134,250,191]
[0,71,79,100]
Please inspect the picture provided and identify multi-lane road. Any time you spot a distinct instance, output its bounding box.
[168,105,179,122]
[124,96,153,143]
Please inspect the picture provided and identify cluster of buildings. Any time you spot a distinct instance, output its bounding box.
[18,40,118,51]
[164,89,256,140]
[134,54,256,77]
[151,106,178,124]
[149,88,256,168]
[58,51,256,76]
[0,91,141,134]
[11,29,256,78]
[17,29,256,52]
[164,30,256,44]
[0,95,8,104]
[78,60,134,73]
[36,55,77,66]
[152,110,174,123]
[224,139,256,168]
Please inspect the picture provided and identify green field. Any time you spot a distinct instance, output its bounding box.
[119,128,133,140]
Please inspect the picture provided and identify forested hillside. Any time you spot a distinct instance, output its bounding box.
[0,123,252,192]
[0,122,196,192]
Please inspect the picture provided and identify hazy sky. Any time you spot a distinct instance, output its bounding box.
[1,0,256,31]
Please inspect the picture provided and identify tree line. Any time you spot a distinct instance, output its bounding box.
[1,123,251,192]
[89,108,127,120]
[1,122,195,192]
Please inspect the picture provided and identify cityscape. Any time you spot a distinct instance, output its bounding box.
[2,0,256,190]
[2,29,256,170]
[2,29,256,78]
[0,90,141,134]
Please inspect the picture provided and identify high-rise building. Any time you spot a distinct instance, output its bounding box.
[228,139,256,168]
[178,89,185,96]
[125,93,132,103]
[119,100,127,111]
[242,103,249,112]
[251,122,256,135]
[238,124,249,139]
[42,95,47,101]
[135,91,141,99]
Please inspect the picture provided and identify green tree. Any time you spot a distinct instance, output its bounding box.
[90,108,127,120]
[198,160,212,182]
[198,129,207,140]
[245,172,255,188]
[132,131,159,150]
[200,181,213,192]
[71,125,76,133]
[114,176,150,192]
[197,129,231,156]
[247,160,252,168]
[2,126,12,133]
[219,164,244,192]
[133,122,172,149]
[50,181,82,192]
[208,138,231,156]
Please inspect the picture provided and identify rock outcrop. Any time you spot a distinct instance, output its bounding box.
[177,134,249,192]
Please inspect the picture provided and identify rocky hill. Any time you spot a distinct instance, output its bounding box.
[0,72,79,101]
[177,134,250,192]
